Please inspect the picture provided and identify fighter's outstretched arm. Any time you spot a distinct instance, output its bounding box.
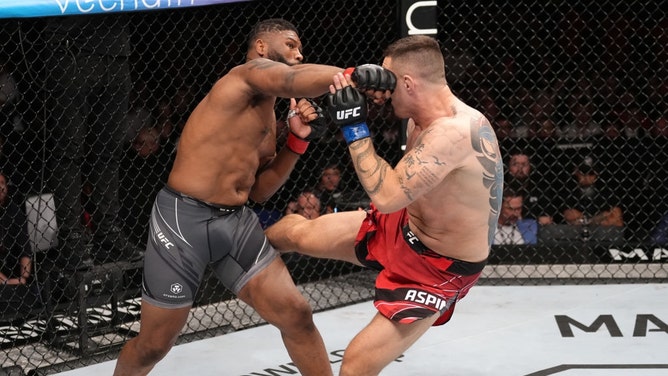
[242,58,343,99]
[326,72,461,213]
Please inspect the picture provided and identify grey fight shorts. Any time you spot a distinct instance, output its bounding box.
[141,186,279,309]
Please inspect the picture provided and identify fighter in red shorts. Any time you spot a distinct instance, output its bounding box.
[266,35,503,376]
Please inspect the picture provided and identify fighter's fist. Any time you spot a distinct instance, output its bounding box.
[346,64,397,92]
[285,98,329,154]
[325,73,370,144]
[326,86,367,127]
[302,98,327,141]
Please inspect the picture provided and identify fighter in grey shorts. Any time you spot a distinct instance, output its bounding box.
[141,186,279,309]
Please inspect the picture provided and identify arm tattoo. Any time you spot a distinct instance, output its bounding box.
[417,166,439,186]
[351,139,389,195]
[432,156,446,166]
[398,174,414,201]
[404,155,416,180]
[247,59,296,88]
[401,130,446,199]
[247,59,275,71]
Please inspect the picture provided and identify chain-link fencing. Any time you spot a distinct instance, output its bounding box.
[0,0,666,374]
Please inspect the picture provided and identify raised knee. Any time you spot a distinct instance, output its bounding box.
[266,214,309,252]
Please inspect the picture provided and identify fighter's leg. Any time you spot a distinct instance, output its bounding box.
[265,210,366,265]
[340,311,439,376]
[113,301,191,376]
[237,256,333,376]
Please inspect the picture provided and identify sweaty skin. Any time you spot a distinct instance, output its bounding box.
[168,30,342,206]
[343,64,502,262]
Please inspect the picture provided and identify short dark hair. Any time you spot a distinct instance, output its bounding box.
[383,35,445,81]
[503,182,527,200]
[247,18,298,50]
[321,163,341,173]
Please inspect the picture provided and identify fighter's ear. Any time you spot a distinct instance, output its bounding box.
[403,74,415,92]
[254,38,266,57]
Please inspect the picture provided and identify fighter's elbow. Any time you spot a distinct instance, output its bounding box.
[370,196,405,214]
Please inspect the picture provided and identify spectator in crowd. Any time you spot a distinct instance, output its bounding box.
[311,163,370,214]
[515,86,558,140]
[475,86,501,122]
[504,150,553,225]
[0,172,31,286]
[559,156,624,227]
[80,181,96,235]
[0,62,30,194]
[493,115,513,144]
[651,117,668,138]
[558,96,604,140]
[648,212,668,246]
[0,59,20,135]
[313,164,342,214]
[494,187,538,245]
[614,100,653,139]
[154,97,177,151]
[119,127,171,246]
[532,118,558,140]
[285,190,321,220]
[125,82,155,145]
[0,171,42,315]
[38,15,139,268]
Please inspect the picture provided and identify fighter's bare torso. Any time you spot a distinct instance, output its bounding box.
[167,63,278,206]
[402,99,502,262]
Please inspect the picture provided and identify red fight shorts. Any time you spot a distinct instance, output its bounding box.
[355,204,487,326]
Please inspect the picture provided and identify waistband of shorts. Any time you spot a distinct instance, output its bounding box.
[402,224,487,276]
[164,185,242,213]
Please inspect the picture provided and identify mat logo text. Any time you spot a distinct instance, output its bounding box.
[555,314,667,337]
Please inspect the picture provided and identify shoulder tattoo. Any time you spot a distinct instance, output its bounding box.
[399,128,450,200]
[470,115,504,246]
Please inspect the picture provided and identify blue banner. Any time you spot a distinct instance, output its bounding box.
[0,0,252,19]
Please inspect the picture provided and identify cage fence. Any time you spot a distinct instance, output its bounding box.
[0,0,666,374]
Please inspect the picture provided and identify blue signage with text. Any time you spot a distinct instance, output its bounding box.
[0,0,252,19]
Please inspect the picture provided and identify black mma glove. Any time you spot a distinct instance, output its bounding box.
[344,64,397,92]
[325,85,370,144]
[286,98,328,154]
[303,98,328,142]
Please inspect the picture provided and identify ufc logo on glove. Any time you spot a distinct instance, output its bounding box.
[336,107,362,120]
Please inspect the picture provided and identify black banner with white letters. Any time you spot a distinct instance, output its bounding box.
[399,0,438,37]
[490,244,668,264]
